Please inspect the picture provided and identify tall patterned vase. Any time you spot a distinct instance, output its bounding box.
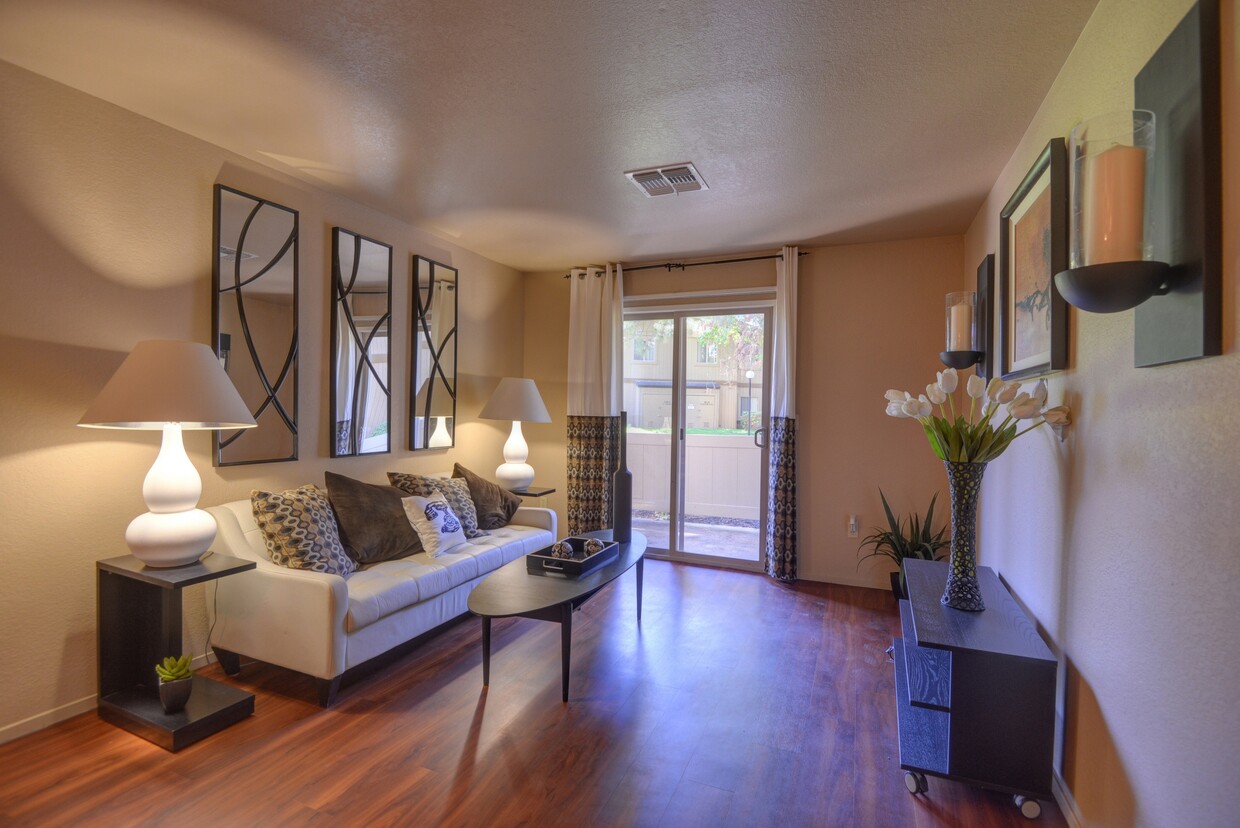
[941,460,987,612]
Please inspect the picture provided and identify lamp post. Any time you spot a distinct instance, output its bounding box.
[745,369,755,433]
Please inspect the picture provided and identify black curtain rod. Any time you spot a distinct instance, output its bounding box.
[562,251,809,279]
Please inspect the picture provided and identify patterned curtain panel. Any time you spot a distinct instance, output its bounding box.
[765,416,797,581]
[566,414,620,534]
[765,245,799,581]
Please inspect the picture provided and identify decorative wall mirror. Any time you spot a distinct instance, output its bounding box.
[410,256,457,449]
[331,228,392,457]
[213,185,299,465]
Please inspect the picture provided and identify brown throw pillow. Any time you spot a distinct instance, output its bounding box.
[325,472,424,564]
[453,463,521,530]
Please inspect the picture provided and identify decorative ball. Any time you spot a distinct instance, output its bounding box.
[550,540,574,559]
[584,538,606,555]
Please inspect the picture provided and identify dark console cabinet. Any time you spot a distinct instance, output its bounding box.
[894,559,1057,819]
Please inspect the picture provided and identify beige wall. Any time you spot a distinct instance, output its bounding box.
[963,1,1239,824]
[0,61,525,741]
[524,237,961,584]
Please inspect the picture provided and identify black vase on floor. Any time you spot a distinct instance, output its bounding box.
[612,412,632,543]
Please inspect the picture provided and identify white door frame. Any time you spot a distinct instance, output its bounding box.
[623,302,773,572]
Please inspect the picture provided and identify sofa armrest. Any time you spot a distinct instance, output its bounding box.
[511,506,556,536]
[209,560,349,681]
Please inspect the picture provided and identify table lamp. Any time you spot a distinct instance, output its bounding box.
[478,377,551,490]
[78,340,256,567]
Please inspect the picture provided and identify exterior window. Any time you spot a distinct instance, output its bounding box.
[695,340,718,364]
[632,338,656,363]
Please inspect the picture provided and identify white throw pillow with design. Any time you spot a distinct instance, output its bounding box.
[401,493,467,557]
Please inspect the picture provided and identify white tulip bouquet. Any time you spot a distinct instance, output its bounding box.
[884,368,1070,463]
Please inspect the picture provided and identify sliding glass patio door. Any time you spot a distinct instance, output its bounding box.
[622,308,770,570]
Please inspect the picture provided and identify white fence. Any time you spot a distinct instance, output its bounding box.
[629,432,761,521]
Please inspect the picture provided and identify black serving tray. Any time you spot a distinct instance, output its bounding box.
[526,537,619,578]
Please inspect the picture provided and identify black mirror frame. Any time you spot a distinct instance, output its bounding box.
[212,184,299,466]
[409,255,458,450]
[330,228,393,458]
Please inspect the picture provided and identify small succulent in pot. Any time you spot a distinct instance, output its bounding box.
[155,655,194,714]
[155,655,192,683]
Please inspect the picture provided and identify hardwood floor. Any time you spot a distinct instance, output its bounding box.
[0,561,1065,827]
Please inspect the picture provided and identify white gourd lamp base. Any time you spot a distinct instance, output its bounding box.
[495,420,536,490]
[126,423,216,568]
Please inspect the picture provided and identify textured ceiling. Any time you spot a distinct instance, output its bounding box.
[0,0,1099,271]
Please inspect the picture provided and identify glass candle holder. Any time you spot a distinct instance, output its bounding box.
[1069,110,1156,268]
[945,292,976,352]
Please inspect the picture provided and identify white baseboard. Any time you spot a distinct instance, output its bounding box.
[0,695,96,746]
[0,653,215,747]
[1053,769,1084,828]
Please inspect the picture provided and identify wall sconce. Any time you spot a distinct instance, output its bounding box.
[1054,2,1220,367]
[1053,110,1170,313]
[939,291,983,369]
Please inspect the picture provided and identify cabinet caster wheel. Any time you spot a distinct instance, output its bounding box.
[1014,795,1041,819]
[904,771,928,794]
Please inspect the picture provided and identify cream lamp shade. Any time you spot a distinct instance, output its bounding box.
[79,340,256,567]
[478,377,551,490]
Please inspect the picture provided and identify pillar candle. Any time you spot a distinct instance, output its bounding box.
[1083,144,1145,265]
[950,302,972,351]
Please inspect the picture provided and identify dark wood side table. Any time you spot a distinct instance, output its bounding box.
[97,552,256,752]
[510,485,556,498]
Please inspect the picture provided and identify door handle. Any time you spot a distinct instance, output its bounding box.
[754,427,765,448]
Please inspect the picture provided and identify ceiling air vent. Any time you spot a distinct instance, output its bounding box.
[625,163,709,197]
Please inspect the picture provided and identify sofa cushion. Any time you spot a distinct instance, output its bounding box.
[346,549,479,632]
[325,472,423,564]
[402,493,468,557]
[388,473,486,538]
[453,463,521,530]
[343,523,555,633]
[251,485,356,576]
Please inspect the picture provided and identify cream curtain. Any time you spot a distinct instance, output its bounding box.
[566,264,624,533]
[567,265,623,417]
[766,246,798,581]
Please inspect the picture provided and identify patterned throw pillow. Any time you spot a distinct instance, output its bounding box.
[251,485,356,576]
[387,473,486,538]
[402,493,467,557]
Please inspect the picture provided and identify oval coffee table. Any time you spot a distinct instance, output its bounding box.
[468,530,646,701]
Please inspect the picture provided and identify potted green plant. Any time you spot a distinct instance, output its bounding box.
[857,490,950,599]
[155,655,193,714]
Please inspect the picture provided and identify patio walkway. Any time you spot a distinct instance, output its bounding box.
[632,516,760,563]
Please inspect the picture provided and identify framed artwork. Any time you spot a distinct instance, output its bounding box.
[976,253,995,380]
[999,138,1068,381]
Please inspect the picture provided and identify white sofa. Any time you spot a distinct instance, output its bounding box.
[204,497,555,705]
